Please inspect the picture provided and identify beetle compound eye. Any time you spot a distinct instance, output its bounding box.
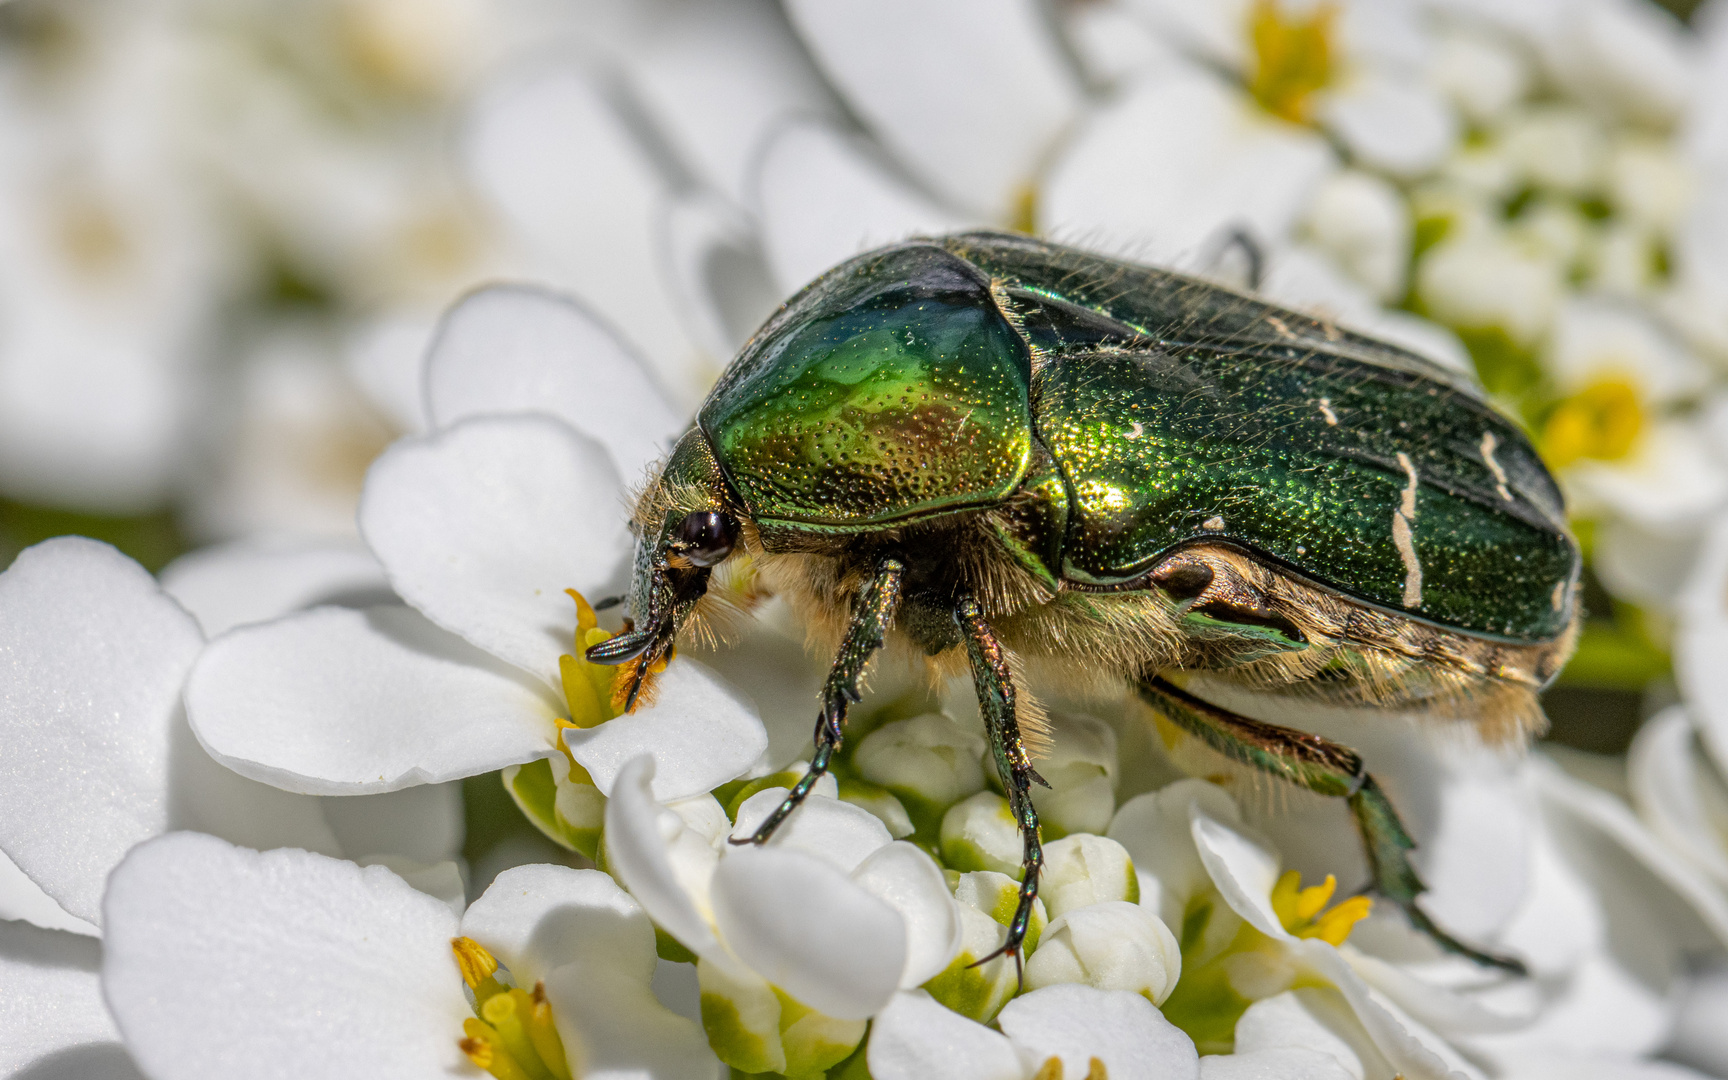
[676,511,738,567]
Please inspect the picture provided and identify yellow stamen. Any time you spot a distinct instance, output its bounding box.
[1312,895,1374,946]
[1540,377,1645,468]
[527,983,574,1080]
[1248,0,1336,124]
[461,1017,536,1080]
[452,937,499,990]
[1270,870,1372,945]
[557,590,625,730]
[482,990,557,1080]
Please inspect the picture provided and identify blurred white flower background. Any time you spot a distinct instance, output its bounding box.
[6,0,1728,1077]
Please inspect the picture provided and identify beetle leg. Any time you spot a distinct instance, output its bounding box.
[1136,674,1527,975]
[737,556,906,846]
[954,591,1047,985]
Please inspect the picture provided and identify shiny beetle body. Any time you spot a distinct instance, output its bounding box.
[591,231,1581,975]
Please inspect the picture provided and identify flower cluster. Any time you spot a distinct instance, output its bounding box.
[7,1,1728,1079]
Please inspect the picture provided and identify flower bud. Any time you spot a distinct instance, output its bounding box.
[697,955,866,1077]
[1029,713,1119,838]
[1023,900,1182,1005]
[939,793,1021,875]
[854,712,987,813]
[1039,834,1138,919]
[923,871,1045,1023]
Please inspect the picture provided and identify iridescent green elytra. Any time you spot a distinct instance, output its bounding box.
[591,232,1580,978]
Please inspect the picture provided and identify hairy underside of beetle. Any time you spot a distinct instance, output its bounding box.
[711,504,1578,750]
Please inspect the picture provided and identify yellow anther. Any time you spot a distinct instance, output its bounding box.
[558,590,625,729]
[1295,874,1337,922]
[1312,895,1374,946]
[1030,1057,1109,1080]
[565,588,598,640]
[528,983,574,1080]
[1271,871,1371,945]
[452,937,499,990]
[461,1017,536,1080]
[1541,377,1645,468]
[1248,0,1336,124]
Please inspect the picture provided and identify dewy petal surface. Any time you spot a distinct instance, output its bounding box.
[422,283,682,482]
[867,989,1022,1080]
[359,413,633,690]
[0,919,135,1079]
[711,845,906,1020]
[186,604,558,794]
[784,0,1081,219]
[997,984,1201,1080]
[0,538,200,924]
[102,833,471,1080]
[159,538,390,638]
[564,659,767,802]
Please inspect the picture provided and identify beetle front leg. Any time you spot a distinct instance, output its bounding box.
[954,591,1048,984]
[1136,674,1527,975]
[738,556,906,845]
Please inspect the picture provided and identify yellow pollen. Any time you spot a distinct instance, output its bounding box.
[452,936,499,990]
[1248,0,1337,124]
[1033,1056,1109,1080]
[1540,377,1645,468]
[1270,870,1372,946]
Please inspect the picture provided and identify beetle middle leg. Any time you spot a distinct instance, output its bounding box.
[737,556,906,845]
[954,590,1050,981]
[1136,673,1527,974]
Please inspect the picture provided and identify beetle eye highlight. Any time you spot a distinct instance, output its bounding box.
[675,511,737,567]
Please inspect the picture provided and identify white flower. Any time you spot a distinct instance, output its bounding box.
[181,286,769,848]
[868,984,1202,1080]
[100,831,715,1079]
[603,754,960,1074]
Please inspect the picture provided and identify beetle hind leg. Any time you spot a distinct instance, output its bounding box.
[954,591,1049,982]
[737,556,906,846]
[1136,674,1526,974]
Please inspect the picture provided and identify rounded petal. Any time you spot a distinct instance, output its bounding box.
[1317,73,1456,178]
[461,863,655,988]
[565,659,767,801]
[1043,70,1334,266]
[102,833,470,1080]
[1190,805,1288,940]
[1024,901,1182,1005]
[186,604,559,794]
[1233,987,1393,1077]
[731,789,893,874]
[0,919,131,1077]
[1040,833,1138,919]
[867,990,1021,1080]
[602,756,723,959]
[359,413,632,688]
[850,841,963,988]
[0,849,97,935]
[1199,1047,1356,1080]
[751,119,966,295]
[160,538,390,638]
[0,538,198,923]
[543,961,719,1080]
[1628,707,1728,884]
[853,712,988,808]
[660,192,783,358]
[422,283,681,481]
[784,0,1082,219]
[997,984,1201,1080]
[1108,778,1244,930]
[711,845,906,1020]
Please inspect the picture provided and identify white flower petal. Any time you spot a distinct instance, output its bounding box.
[1024,901,1182,1006]
[660,192,783,359]
[1043,70,1334,268]
[543,961,719,1080]
[1669,959,1728,1077]
[1233,987,1393,1079]
[710,845,905,1020]
[463,63,701,386]
[997,984,1200,1080]
[602,756,723,960]
[850,841,963,989]
[186,604,558,794]
[358,413,632,689]
[784,0,1081,219]
[321,781,466,865]
[160,538,390,638]
[422,284,682,482]
[0,919,131,1077]
[867,989,1021,1080]
[461,864,655,988]
[1291,940,1483,1080]
[1199,1048,1356,1080]
[731,789,893,873]
[0,849,97,936]
[1190,805,1288,940]
[752,119,966,295]
[1109,778,1243,930]
[102,833,470,1080]
[565,659,767,802]
[1628,707,1728,884]
[0,538,198,923]
[1317,72,1456,178]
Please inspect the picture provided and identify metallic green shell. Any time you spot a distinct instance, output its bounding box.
[944,232,1577,643]
[694,231,1579,644]
[699,244,1032,529]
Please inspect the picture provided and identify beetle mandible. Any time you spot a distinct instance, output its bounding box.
[589,231,1579,977]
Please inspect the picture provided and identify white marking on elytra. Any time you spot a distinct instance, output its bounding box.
[1551,579,1566,612]
[1127,421,1144,439]
[1266,316,1295,339]
[1202,515,1225,531]
[1318,397,1338,426]
[1393,451,1423,607]
[1480,432,1513,501]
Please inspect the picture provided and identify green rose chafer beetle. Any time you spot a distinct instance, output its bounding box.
[589,231,1580,976]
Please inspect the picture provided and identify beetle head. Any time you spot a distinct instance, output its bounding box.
[585,429,740,708]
